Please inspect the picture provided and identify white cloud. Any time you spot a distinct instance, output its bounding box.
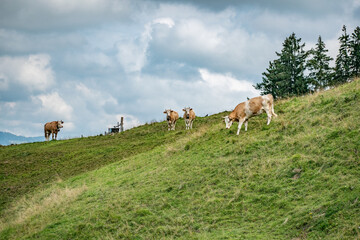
[0,54,55,92]
[199,68,260,94]
[116,17,175,72]
[75,83,118,107]
[176,19,221,51]
[35,92,73,120]
[115,114,141,130]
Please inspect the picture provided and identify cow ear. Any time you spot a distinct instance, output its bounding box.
[163,111,167,114]
[182,109,185,111]
[190,108,193,110]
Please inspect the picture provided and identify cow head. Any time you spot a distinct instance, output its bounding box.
[223,116,234,129]
[182,107,192,119]
[57,120,64,129]
[163,109,172,121]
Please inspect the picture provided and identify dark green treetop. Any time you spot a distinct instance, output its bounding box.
[307,36,334,90]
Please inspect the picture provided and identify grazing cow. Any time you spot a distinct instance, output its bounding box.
[163,109,179,131]
[224,94,277,135]
[183,107,195,130]
[44,120,64,141]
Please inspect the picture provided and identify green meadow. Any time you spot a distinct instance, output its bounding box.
[1,79,359,239]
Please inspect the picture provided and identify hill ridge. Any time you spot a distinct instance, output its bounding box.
[0,79,359,239]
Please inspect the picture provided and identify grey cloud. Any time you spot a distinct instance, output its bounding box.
[0,30,87,55]
[152,0,350,17]
[0,0,134,31]
[354,7,360,20]
[145,17,274,82]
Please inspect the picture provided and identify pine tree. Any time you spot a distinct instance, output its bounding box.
[255,60,284,99]
[307,36,334,90]
[255,33,308,98]
[350,26,360,77]
[334,25,351,84]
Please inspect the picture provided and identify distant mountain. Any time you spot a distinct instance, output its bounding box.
[0,131,43,146]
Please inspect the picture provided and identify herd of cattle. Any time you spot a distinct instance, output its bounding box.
[44,94,277,141]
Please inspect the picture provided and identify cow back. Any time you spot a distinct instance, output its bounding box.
[44,121,58,131]
[171,111,179,121]
[247,97,263,115]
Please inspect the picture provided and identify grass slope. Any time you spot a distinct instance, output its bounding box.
[1,79,359,239]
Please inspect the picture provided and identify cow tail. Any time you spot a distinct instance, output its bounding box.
[44,125,48,140]
[271,101,278,117]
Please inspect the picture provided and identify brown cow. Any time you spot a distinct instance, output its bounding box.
[163,109,179,131]
[183,107,195,130]
[44,120,64,141]
[224,94,277,135]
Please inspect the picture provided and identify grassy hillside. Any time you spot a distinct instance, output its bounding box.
[0,79,359,239]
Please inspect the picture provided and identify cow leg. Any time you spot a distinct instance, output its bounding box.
[173,121,176,130]
[244,120,248,131]
[265,105,272,125]
[271,104,278,117]
[55,131,57,140]
[267,114,272,125]
[190,120,193,129]
[237,118,245,135]
[168,122,171,131]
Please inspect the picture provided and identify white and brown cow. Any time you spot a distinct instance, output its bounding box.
[163,109,179,131]
[224,94,277,135]
[183,107,195,130]
[44,120,64,141]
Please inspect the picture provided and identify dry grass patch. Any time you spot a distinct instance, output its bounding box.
[0,184,87,231]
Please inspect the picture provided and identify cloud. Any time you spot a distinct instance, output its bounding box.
[0,54,55,93]
[0,0,133,31]
[199,68,260,95]
[151,0,351,17]
[146,11,274,79]
[115,114,141,130]
[153,18,175,28]
[34,92,73,120]
[75,83,119,113]
[116,17,175,72]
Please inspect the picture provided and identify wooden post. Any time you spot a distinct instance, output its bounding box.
[120,117,124,132]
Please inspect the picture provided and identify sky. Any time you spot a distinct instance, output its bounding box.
[0,0,359,138]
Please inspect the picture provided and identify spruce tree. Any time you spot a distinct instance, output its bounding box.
[350,26,360,77]
[334,25,351,84]
[307,36,334,90]
[255,60,284,99]
[255,33,308,98]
